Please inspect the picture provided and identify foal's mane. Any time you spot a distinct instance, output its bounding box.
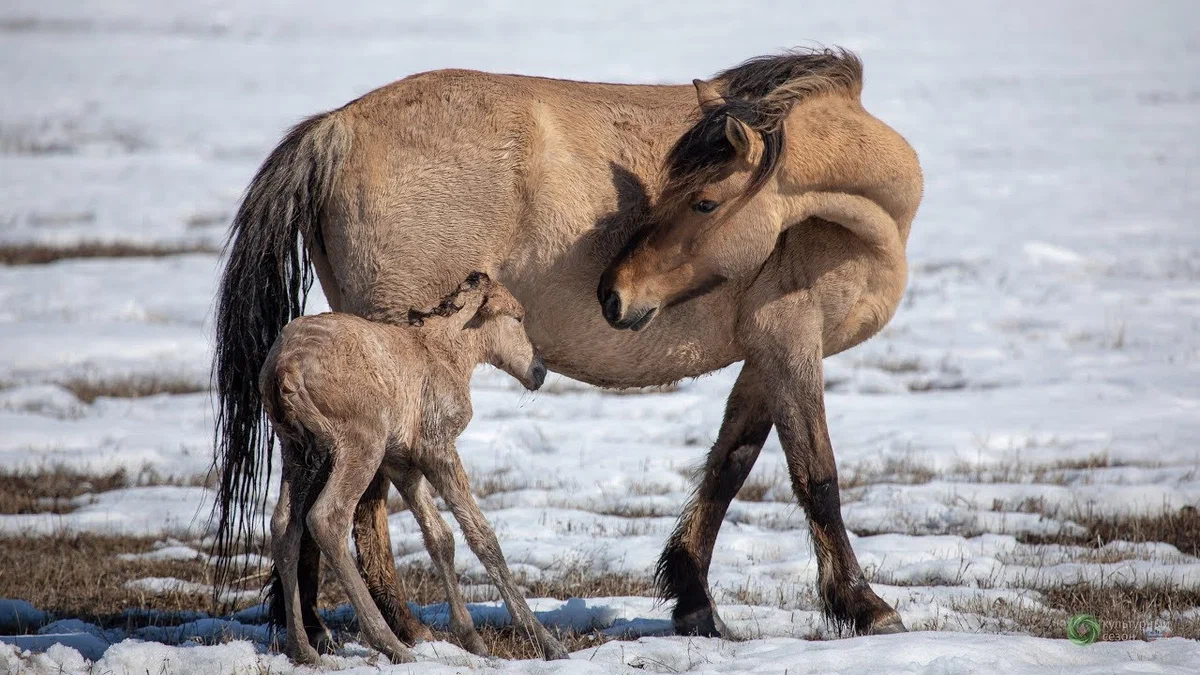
[406,271,490,326]
[657,47,863,214]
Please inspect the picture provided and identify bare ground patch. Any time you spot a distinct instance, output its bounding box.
[0,241,217,265]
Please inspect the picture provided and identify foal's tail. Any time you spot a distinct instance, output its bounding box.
[210,110,351,602]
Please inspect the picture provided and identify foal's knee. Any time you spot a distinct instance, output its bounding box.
[306,503,349,550]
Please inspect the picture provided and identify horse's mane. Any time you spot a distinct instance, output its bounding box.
[657,47,863,215]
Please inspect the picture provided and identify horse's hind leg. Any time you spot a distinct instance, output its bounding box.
[422,444,568,661]
[742,295,904,635]
[353,472,434,644]
[657,361,773,638]
[391,466,488,656]
[295,528,334,652]
[307,434,415,663]
[270,447,321,663]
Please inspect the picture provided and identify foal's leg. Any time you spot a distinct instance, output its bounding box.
[422,445,568,660]
[742,295,904,635]
[306,434,416,663]
[353,472,434,643]
[313,252,427,647]
[270,446,320,663]
[392,466,489,656]
[658,361,773,637]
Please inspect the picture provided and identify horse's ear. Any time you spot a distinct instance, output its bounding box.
[724,114,756,159]
[694,79,725,113]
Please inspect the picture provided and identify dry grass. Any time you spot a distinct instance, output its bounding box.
[0,464,214,515]
[1020,505,1200,557]
[0,532,648,656]
[951,582,1200,641]
[729,454,1118,502]
[841,456,937,490]
[0,466,128,514]
[736,471,789,503]
[0,240,217,266]
[58,374,207,403]
[379,563,655,608]
[317,560,651,657]
[0,532,221,630]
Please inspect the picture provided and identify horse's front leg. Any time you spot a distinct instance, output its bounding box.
[741,293,905,635]
[658,361,773,637]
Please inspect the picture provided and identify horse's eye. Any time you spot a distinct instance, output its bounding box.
[692,200,719,214]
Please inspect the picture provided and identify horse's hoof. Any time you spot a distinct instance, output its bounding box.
[673,606,731,638]
[868,613,907,635]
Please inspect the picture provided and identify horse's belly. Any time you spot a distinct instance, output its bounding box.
[519,280,743,388]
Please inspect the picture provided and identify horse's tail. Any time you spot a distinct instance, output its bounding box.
[210,110,351,602]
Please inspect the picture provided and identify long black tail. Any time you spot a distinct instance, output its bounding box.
[210,110,351,603]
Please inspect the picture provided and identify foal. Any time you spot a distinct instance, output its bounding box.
[260,272,567,663]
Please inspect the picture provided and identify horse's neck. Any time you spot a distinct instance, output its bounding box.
[507,99,693,272]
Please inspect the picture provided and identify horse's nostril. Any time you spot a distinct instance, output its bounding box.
[602,291,622,324]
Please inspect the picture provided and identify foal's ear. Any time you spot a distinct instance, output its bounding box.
[724,115,757,160]
[461,295,489,330]
[694,79,725,114]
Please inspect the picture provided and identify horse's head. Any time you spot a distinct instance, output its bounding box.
[597,49,864,331]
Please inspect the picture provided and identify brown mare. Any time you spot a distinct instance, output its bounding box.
[213,48,922,655]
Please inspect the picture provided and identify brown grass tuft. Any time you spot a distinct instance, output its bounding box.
[0,465,214,515]
[1020,505,1200,557]
[0,241,217,266]
[951,582,1200,641]
[0,532,225,630]
[58,374,207,404]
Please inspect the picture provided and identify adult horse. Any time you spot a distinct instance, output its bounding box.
[213,48,921,654]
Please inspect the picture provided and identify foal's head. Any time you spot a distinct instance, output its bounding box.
[409,272,546,391]
[597,49,863,331]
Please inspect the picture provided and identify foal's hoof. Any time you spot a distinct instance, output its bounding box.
[309,629,335,655]
[382,646,417,664]
[673,606,731,638]
[288,644,323,666]
[460,631,490,657]
[411,625,436,644]
[541,638,570,661]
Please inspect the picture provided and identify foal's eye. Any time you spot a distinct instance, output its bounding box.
[692,200,719,214]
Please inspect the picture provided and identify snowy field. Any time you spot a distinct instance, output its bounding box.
[2,0,1199,673]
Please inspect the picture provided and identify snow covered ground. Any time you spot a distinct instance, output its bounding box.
[1,0,1198,672]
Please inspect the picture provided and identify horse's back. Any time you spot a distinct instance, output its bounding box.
[320,69,693,323]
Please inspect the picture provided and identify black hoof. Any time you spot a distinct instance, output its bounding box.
[673,606,730,638]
